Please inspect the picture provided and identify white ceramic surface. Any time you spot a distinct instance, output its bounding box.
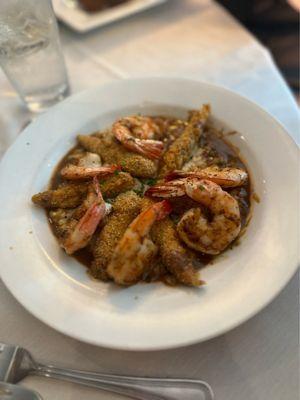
[52,0,167,32]
[0,78,298,350]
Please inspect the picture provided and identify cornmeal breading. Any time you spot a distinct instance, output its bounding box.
[32,183,88,209]
[32,172,134,209]
[91,191,142,279]
[151,217,204,286]
[159,104,210,177]
[78,133,157,178]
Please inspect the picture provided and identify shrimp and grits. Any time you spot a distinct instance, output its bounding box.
[32,105,252,287]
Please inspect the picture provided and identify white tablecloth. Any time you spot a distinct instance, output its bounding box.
[0,1,299,399]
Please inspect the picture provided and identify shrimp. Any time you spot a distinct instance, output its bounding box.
[146,166,247,197]
[180,179,241,254]
[62,177,107,254]
[107,200,172,286]
[119,116,160,139]
[165,166,248,188]
[145,178,187,198]
[60,164,120,180]
[112,116,164,160]
[146,178,241,254]
[78,134,157,178]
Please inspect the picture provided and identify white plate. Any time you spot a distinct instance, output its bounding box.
[52,0,167,32]
[0,78,298,350]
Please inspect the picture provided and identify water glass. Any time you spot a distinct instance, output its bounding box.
[0,0,69,112]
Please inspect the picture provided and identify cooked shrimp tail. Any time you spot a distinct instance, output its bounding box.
[164,170,187,181]
[125,200,172,237]
[146,200,172,221]
[60,164,121,180]
[145,179,186,198]
[165,167,248,188]
[121,116,160,139]
[156,199,173,218]
[62,177,106,254]
[132,138,164,160]
[113,119,164,160]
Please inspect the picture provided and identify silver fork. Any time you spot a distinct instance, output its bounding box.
[0,343,214,400]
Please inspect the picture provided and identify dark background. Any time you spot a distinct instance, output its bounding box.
[217,0,299,95]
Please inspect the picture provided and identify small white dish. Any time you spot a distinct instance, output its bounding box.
[0,78,298,350]
[52,0,167,32]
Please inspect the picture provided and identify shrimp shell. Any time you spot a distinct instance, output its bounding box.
[60,164,121,180]
[62,178,107,255]
[113,117,164,160]
[165,166,248,188]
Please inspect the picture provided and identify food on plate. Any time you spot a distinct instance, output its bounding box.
[107,200,172,285]
[32,172,135,208]
[32,105,251,287]
[112,116,164,160]
[147,177,241,255]
[78,133,157,178]
[91,190,142,280]
[150,212,205,286]
[158,104,210,177]
[32,183,89,209]
[78,0,129,13]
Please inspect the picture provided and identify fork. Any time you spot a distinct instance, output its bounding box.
[0,343,214,400]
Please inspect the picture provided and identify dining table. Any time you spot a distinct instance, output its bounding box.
[0,1,299,399]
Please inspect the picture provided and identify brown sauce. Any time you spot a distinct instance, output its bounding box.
[49,147,83,190]
[47,115,252,280]
[74,247,94,268]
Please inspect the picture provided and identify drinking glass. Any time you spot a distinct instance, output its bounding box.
[0,0,69,112]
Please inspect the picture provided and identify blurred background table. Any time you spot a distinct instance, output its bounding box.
[0,1,299,399]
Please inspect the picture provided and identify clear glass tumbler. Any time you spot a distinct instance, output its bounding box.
[0,0,69,112]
